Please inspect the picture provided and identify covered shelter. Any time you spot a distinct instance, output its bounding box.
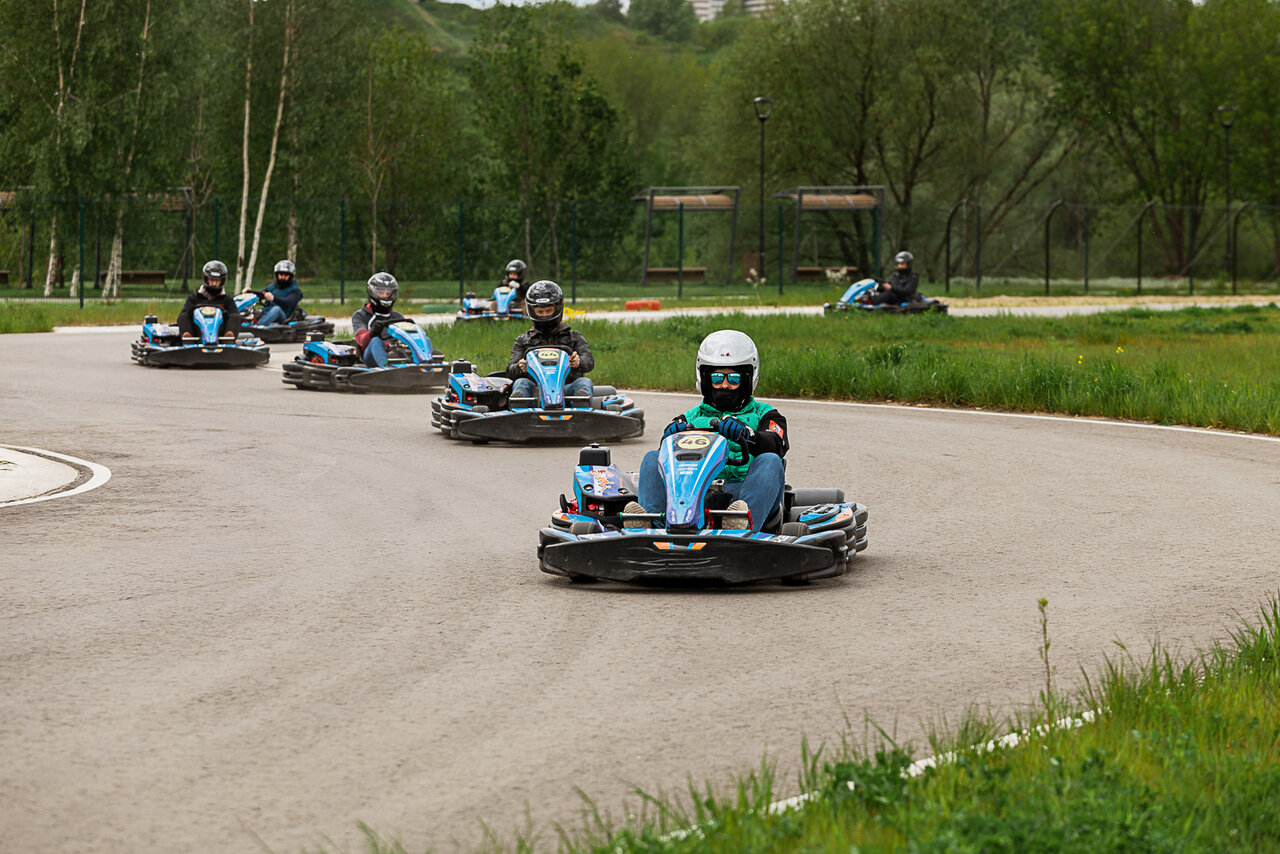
[633,186,740,285]
[773,186,884,282]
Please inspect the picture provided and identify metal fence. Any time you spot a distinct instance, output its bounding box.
[3,193,1279,302]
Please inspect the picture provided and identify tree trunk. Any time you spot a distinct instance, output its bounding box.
[69,266,79,298]
[42,217,58,297]
[246,0,293,291]
[102,208,125,299]
[370,194,379,272]
[235,0,255,290]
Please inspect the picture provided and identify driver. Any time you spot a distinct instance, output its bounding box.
[352,272,408,368]
[244,259,303,326]
[622,330,787,532]
[868,250,920,305]
[502,259,529,305]
[505,280,593,400]
[177,260,241,339]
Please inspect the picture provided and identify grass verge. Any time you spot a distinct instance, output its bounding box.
[428,304,1280,435]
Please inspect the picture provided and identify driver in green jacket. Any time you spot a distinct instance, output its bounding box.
[624,329,788,531]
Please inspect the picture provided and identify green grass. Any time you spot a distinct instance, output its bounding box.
[427,305,1280,435]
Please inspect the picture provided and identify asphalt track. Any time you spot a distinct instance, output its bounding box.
[2,327,1278,853]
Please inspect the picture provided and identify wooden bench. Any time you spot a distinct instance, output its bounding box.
[96,269,167,286]
[645,266,707,283]
[796,266,857,283]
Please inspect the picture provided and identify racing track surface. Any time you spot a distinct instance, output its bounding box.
[2,328,1278,853]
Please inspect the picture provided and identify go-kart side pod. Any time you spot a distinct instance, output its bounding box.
[333,363,449,392]
[538,527,847,585]
[452,409,644,443]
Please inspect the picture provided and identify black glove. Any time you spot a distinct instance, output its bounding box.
[716,416,752,445]
[662,417,691,440]
[369,316,390,336]
[252,290,266,300]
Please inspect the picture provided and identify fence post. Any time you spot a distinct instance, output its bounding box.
[1082,205,1090,294]
[1136,200,1156,296]
[677,200,684,299]
[339,198,346,304]
[1187,206,1195,295]
[1230,202,1251,294]
[777,203,784,285]
[78,195,85,309]
[458,200,465,302]
[1044,199,1065,295]
[975,206,982,292]
[571,199,578,304]
[944,199,966,294]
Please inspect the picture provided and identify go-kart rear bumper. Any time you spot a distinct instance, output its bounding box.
[133,342,269,368]
[451,408,645,443]
[247,318,334,343]
[538,528,845,585]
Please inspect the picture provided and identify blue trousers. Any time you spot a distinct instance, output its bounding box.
[637,450,785,532]
[510,376,593,400]
[257,303,288,325]
[362,336,389,367]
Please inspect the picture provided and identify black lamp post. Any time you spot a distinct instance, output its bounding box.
[1217,104,1238,284]
[752,96,773,289]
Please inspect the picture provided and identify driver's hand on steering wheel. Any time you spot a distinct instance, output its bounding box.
[569,352,580,368]
[717,416,752,445]
[517,358,527,372]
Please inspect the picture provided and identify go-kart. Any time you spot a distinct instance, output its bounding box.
[537,429,868,585]
[824,277,948,314]
[455,284,524,323]
[235,292,335,343]
[281,319,449,392]
[431,344,645,443]
[131,307,270,368]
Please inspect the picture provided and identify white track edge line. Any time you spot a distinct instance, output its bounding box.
[0,445,113,508]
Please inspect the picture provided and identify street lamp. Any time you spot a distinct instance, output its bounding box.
[1217,104,1238,287]
[752,96,773,290]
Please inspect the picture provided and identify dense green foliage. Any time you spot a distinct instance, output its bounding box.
[4,0,1280,289]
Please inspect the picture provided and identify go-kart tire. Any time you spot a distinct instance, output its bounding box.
[569,521,601,535]
[592,385,617,398]
[780,522,810,538]
[790,488,845,507]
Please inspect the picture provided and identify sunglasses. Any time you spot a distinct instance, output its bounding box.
[709,371,742,386]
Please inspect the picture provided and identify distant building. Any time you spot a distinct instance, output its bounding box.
[689,0,767,22]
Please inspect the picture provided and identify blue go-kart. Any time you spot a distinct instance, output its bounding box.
[131,307,269,368]
[824,277,948,315]
[455,284,525,323]
[431,345,644,443]
[281,319,450,393]
[234,292,334,343]
[537,428,869,585]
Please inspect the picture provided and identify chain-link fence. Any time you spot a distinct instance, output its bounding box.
[4,193,1279,303]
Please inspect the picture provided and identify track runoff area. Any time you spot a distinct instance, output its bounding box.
[1,324,1277,853]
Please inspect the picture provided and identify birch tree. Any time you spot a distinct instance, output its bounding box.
[245,0,295,289]
[235,0,255,290]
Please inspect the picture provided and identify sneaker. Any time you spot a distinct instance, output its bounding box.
[722,500,750,530]
[622,501,648,529]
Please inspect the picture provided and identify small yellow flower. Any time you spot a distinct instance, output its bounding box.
[1116,346,1124,354]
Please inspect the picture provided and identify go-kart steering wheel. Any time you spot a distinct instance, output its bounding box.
[708,419,750,466]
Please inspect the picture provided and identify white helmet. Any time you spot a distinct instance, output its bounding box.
[695,330,759,409]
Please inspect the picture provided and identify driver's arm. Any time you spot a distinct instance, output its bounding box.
[747,410,788,458]
[571,331,594,374]
[352,310,373,349]
[506,335,529,378]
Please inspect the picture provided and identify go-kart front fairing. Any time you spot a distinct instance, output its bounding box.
[537,436,868,586]
[130,309,270,368]
[235,293,335,343]
[281,320,449,392]
[824,277,948,315]
[431,346,645,443]
[455,284,525,323]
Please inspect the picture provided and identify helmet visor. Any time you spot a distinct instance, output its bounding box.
[370,285,395,301]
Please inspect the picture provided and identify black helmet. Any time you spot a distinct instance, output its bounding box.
[274,259,295,282]
[366,272,399,313]
[525,280,563,331]
[505,259,527,282]
[894,250,914,269]
[202,259,228,295]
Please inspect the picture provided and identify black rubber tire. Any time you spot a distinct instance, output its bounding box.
[569,521,599,535]
[593,385,617,398]
[790,488,845,507]
[779,522,810,538]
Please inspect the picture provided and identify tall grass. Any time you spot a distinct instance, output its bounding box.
[427,305,1280,435]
